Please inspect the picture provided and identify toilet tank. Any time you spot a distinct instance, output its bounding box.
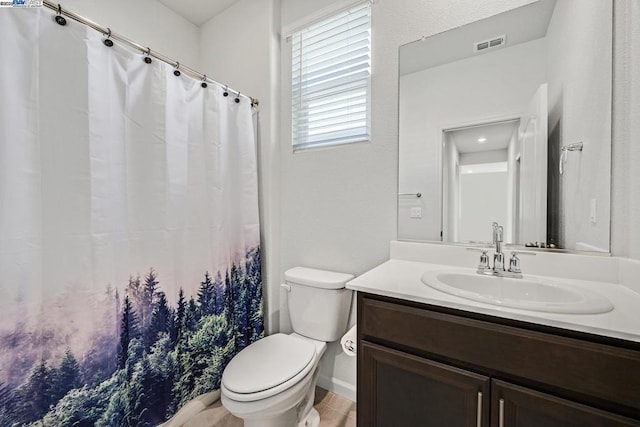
[284,267,354,342]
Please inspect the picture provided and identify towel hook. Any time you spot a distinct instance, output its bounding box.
[559,141,583,175]
[561,141,583,152]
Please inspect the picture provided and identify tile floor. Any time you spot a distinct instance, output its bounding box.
[314,388,357,427]
[181,387,356,427]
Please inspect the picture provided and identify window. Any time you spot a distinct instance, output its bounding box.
[290,2,371,150]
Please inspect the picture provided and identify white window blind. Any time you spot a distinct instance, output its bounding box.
[291,2,371,150]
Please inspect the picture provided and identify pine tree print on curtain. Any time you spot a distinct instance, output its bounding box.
[0,8,263,426]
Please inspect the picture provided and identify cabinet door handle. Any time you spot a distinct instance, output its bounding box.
[476,392,482,427]
[499,398,505,427]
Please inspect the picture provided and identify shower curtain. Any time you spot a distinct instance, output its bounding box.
[0,8,263,426]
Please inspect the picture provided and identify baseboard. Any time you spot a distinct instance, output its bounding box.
[317,373,357,402]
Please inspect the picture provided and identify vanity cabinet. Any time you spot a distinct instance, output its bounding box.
[360,341,490,426]
[492,380,638,427]
[357,292,640,427]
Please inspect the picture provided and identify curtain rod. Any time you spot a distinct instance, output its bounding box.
[42,0,258,108]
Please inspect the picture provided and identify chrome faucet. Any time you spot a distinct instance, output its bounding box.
[492,222,505,271]
[471,222,535,279]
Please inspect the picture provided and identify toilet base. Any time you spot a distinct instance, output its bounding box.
[240,398,320,427]
[242,409,297,427]
[299,407,320,427]
[222,367,319,427]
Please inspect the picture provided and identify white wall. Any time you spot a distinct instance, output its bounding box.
[278,0,536,401]
[506,128,519,242]
[78,0,640,403]
[160,0,639,403]
[398,37,546,241]
[460,171,508,242]
[199,0,282,334]
[12,0,640,407]
[61,0,200,68]
[26,0,640,406]
[546,0,612,252]
[612,0,640,260]
[63,0,640,406]
[518,83,548,245]
[442,138,460,242]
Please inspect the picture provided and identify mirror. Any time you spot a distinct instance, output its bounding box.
[398,0,612,252]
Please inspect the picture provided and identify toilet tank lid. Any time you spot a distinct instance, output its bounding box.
[284,267,354,290]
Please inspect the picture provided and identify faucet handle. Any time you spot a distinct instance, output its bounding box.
[508,252,521,273]
[508,250,536,274]
[467,247,490,271]
[478,250,490,270]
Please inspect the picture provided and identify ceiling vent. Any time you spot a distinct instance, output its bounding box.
[474,35,506,53]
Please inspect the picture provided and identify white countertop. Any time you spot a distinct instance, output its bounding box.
[347,258,640,344]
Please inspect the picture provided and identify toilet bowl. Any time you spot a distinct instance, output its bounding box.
[221,267,354,427]
[221,333,326,427]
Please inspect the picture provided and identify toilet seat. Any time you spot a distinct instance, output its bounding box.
[222,333,317,402]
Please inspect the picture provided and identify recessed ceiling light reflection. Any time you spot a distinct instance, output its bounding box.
[477,137,487,143]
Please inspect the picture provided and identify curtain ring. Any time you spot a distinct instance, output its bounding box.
[143,47,152,64]
[201,75,208,88]
[235,91,241,103]
[54,4,67,26]
[223,85,229,97]
[173,62,181,77]
[103,28,114,47]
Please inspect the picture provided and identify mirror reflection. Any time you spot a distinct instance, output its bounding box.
[398,0,612,252]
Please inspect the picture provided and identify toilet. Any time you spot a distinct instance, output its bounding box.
[221,267,354,427]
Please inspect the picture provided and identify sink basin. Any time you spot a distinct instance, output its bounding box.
[421,270,613,314]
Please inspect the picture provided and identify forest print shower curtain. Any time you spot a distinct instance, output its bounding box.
[0,8,263,426]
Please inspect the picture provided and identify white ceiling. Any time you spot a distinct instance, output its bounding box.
[156,0,239,26]
[400,0,557,76]
[446,120,520,154]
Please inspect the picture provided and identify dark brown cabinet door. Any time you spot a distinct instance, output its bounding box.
[359,340,490,427]
[491,380,640,427]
